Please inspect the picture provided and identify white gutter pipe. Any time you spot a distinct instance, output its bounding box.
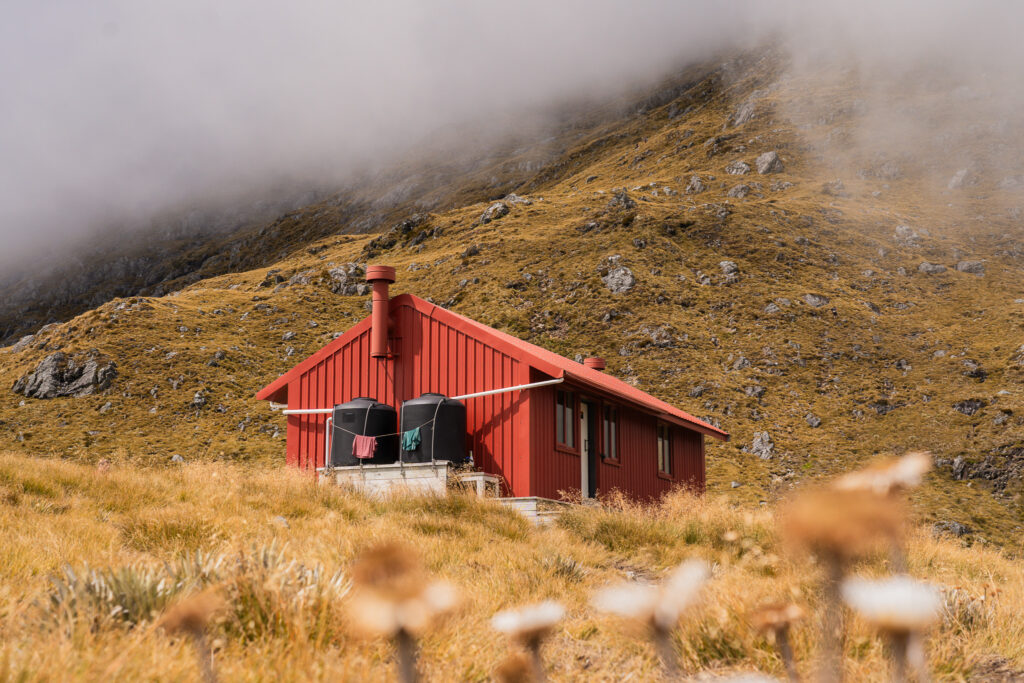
[279,377,564,415]
[452,377,563,400]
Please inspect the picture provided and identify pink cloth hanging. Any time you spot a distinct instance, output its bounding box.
[353,434,378,459]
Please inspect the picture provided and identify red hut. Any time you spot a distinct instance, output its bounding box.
[256,265,729,499]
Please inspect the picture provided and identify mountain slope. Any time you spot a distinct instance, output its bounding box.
[2,51,1022,547]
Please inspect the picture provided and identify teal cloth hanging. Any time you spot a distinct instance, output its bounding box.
[401,426,422,451]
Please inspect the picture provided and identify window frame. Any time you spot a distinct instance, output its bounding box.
[601,404,620,465]
[657,423,673,479]
[554,389,579,453]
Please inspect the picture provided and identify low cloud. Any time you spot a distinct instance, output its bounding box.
[1,0,1022,271]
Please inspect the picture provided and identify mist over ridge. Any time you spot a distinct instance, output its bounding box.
[2,0,1023,272]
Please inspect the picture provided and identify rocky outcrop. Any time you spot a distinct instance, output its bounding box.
[953,399,985,416]
[685,175,707,194]
[893,225,921,247]
[748,431,774,459]
[479,202,510,224]
[947,168,978,190]
[328,263,369,295]
[605,190,637,210]
[726,184,751,198]
[13,351,117,399]
[725,160,750,175]
[802,293,830,308]
[602,267,636,294]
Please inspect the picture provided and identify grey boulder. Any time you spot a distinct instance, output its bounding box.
[918,262,947,274]
[755,151,784,174]
[955,260,985,275]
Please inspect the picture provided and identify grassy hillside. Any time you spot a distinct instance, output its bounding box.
[0,452,1021,681]
[0,51,1022,548]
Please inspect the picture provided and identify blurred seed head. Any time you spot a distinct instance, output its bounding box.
[351,541,423,602]
[158,588,226,636]
[491,600,565,648]
[751,602,804,633]
[348,541,459,637]
[780,487,905,561]
[833,452,932,496]
[841,575,942,633]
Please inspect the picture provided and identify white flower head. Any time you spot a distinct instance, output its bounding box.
[491,600,565,645]
[842,575,942,632]
[591,582,660,620]
[654,559,711,629]
[351,579,458,636]
[592,559,710,630]
[834,452,932,495]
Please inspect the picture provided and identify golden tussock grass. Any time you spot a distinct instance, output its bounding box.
[0,451,1022,681]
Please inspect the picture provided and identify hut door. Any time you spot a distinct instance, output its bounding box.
[580,401,598,499]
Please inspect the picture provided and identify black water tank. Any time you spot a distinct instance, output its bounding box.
[329,397,398,466]
[400,393,467,464]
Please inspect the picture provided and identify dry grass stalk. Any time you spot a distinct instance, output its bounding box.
[348,541,458,683]
[491,601,565,682]
[751,603,804,682]
[494,651,535,683]
[157,588,226,683]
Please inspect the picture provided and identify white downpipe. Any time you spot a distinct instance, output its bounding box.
[324,416,333,468]
[280,377,564,415]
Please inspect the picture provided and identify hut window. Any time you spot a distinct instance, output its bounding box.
[602,406,618,460]
[657,424,672,475]
[555,390,576,448]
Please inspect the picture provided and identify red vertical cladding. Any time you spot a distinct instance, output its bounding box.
[672,428,705,493]
[596,407,664,501]
[592,409,708,501]
[528,377,580,500]
[286,322,399,471]
[286,379,301,467]
[385,300,524,494]
[511,361,532,498]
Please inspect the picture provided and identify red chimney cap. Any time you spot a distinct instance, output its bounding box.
[365,265,396,283]
[584,357,606,371]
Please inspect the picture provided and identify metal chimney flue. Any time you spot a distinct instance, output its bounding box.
[365,265,396,359]
[584,357,606,371]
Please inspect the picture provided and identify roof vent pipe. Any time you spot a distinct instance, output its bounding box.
[365,265,396,359]
[584,357,606,371]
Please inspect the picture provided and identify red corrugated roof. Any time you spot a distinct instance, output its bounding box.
[256,294,729,441]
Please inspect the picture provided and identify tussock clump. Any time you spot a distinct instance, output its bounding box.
[43,543,348,644]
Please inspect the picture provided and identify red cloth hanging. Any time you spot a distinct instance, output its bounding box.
[353,434,378,459]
